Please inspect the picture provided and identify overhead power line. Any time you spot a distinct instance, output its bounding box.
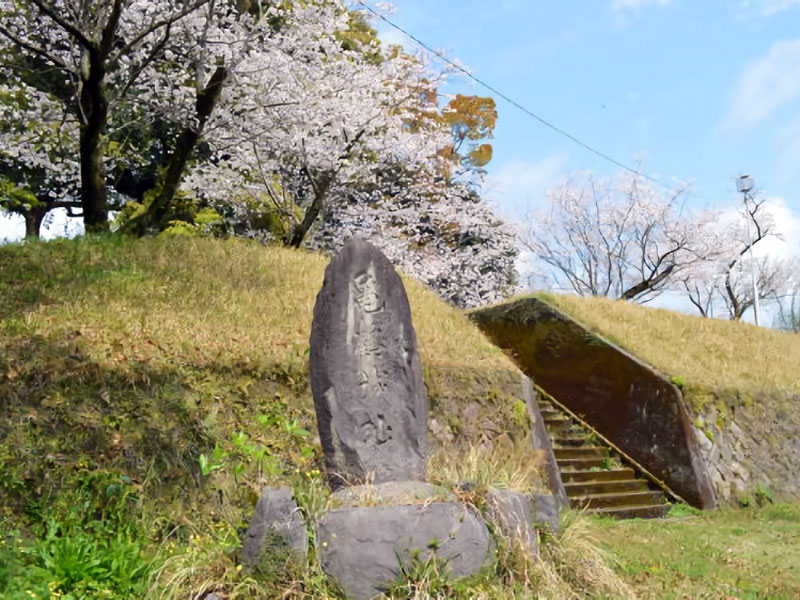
[356,1,713,201]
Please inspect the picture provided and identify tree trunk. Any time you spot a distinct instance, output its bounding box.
[287,170,332,248]
[620,264,675,301]
[724,270,743,320]
[24,205,48,238]
[125,66,227,235]
[79,49,110,233]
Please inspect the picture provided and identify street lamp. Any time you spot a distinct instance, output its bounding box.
[736,175,760,326]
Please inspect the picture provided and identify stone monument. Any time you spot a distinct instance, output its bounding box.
[240,241,553,599]
[309,239,428,489]
[310,240,493,599]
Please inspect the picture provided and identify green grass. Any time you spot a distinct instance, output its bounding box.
[586,503,800,599]
[4,235,795,598]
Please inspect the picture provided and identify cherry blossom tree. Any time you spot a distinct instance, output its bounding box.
[0,79,81,237]
[0,0,218,231]
[173,3,517,306]
[680,195,794,320]
[521,170,719,302]
[1,0,518,306]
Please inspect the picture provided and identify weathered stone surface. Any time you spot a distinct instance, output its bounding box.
[428,417,454,444]
[523,375,568,507]
[691,400,800,504]
[531,493,561,535]
[310,240,427,489]
[330,480,454,508]
[242,486,307,569]
[471,297,716,509]
[485,488,537,555]
[317,502,492,600]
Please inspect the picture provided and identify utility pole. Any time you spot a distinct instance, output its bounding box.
[736,175,760,326]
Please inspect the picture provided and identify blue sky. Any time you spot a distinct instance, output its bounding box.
[365,0,800,250]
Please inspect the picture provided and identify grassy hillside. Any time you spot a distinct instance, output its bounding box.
[534,292,800,403]
[2,236,797,599]
[0,235,550,599]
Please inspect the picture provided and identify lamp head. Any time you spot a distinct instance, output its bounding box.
[737,175,754,193]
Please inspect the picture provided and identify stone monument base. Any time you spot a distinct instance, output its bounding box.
[317,495,493,600]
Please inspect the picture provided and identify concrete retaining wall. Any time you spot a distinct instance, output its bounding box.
[470,297,716,509]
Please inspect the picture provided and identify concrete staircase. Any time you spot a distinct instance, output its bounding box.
[539,397,671,519]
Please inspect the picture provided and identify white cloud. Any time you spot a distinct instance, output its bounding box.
[758,196,800,260]
[723,39,800,130]
[484,155,568,223]
[716,195,800,261]
[610,0,669,10]
[739,0,800,16]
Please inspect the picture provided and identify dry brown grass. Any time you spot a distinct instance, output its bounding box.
[0,236,514,382]
[100,237,513,374]
[426,439,544,497]
[534,292,800,396]
[537,513,637,600]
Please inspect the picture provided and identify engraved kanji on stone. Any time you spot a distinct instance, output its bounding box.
[310,240,428,489]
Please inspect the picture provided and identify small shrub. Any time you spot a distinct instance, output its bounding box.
[667,503,702,518]
[669,375,686,390]
[386,550,464,599]
[0,471,157,599]
[755,485,774,505]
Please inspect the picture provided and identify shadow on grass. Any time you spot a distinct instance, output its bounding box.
[0,327,312,519]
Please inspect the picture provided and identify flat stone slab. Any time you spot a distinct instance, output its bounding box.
[317,502,492,600]
[486,488,537,555]
[310,240,428,489]
[531,492,561,535]
[241,486,307,570]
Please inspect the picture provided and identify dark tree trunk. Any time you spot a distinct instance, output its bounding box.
[620,264,675,301]
[287,170,332,248]
[725,272,742,320]
[79,49,110,233]
[125,66,227,235]
[24,205,48,238]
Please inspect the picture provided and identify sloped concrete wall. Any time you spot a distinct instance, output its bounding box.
[471,297,716,509]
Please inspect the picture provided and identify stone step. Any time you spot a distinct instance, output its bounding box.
[537,394,672,520]
[551,434,592,447]
[553,446,609,460]
[541,413,566,424]
[571,490,665,510]
[539,408,563,418]
[543,418,573,432]
[591,504,672,519]
[561,468,637,483]
[556,457,609,471]
[563,479,650,496]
